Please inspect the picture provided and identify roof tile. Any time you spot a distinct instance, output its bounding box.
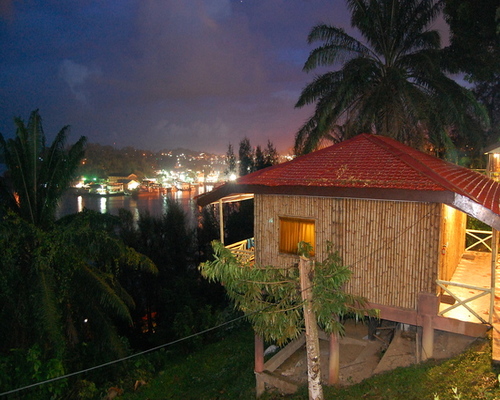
[234,134,500,214]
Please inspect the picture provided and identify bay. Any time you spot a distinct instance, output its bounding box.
[57,186,213,226]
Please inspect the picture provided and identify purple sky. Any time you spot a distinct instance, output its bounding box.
[0,0,449,154]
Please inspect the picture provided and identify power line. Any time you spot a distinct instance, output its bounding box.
[0,311,250,398]
[0,210,440,397]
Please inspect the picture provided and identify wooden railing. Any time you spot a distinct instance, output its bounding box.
[437,228,496,324]
[466,229,493,252]
[225,238,255,264]
[436,280,492,324]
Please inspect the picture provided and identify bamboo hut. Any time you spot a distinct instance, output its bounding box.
[197,134,500,393]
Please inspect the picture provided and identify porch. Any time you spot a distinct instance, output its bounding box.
[438,251,498,324]
[437,229,499,325]
[225,238,255,264]
[437,229,500,361]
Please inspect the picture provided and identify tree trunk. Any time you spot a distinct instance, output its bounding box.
[299,256,324,400]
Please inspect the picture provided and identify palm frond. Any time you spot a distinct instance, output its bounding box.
[294,0,485,156]
[304,25,370,71]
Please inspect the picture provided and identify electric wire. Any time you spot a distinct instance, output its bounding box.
[0,310,254,397]
[0,209,448,397]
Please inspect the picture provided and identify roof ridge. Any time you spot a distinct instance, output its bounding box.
[363,134,479,202]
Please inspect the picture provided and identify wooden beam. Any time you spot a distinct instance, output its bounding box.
[255,371,298,395]
[264,334,305,372]
[452,193,500,231]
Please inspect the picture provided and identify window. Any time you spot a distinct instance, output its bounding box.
[279,217,315,256]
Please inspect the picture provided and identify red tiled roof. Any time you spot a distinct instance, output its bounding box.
[198,134,500,218]
[236,134,500,214]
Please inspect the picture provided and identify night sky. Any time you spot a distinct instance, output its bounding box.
[0,1,447,154]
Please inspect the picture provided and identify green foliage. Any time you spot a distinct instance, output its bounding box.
[0,110,87,228]
[264,139,279,168]
[443,0,500,157]
[197,205,220,261]
[121,327,256,400]
[294,0,488,157]
[119,327,500,400]
[254,145,265,171]
[200,241,374,345]
[225,143,237,177]
[238,137,254,176]
[0,345,67,399]
[0,209,157,397]
[118,199,227,351]
[443,0,500,83]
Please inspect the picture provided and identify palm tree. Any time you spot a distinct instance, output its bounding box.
[0,112,157,393]
[0,109,87,228]
[294,0,488,156]
[0,210,157,370]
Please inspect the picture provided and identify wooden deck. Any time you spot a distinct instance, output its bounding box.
[438,251,496,324]
[437,251,500,361]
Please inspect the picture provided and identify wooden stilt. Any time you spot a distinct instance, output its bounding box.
[254,334,264,373]
[418,292,438,361]
[255,334,265,397]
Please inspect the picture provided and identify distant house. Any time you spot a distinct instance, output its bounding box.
[198,134,500,393]
[484,143,500,181]
[108,173,140,192]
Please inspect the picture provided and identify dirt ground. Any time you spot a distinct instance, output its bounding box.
[271,319,478,386]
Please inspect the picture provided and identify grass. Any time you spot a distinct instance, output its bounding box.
[121,327,256,400]
[120,325,500,400]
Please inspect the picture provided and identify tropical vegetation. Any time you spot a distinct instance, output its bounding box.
[0,110,86,228]
[294,0,489,159]
[0,111,159,398]
[443,0,500,154]
[120,325,500,400]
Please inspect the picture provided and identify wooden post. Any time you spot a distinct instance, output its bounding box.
[255,334,265,397]
[254,334,264,373]
[218,199,224,245]
[328,332,339,385]
[490,229,498,324]
[418,292,438,361]
[299,256,324,400]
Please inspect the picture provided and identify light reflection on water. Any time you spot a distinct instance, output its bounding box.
[57,185,213,227]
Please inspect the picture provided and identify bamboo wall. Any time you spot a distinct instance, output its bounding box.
[254,194,442,310]
[438,205,467,282]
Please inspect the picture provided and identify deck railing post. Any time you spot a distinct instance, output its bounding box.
[491,229,498,324]
[219,199,224,245]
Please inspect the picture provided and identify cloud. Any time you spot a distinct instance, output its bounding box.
[59,59,100,104]
[0,0,15,21]
[123,0,269,102]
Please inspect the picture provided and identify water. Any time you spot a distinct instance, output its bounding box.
[57,186,213,226]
